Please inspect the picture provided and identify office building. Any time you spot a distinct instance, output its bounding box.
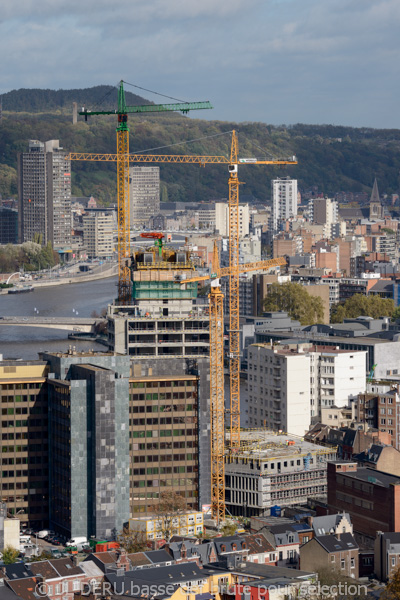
[225,430,336,517]
[327,461,400,541]
[271,177,297,231]
[247,342,366,433]
[41,350,130,541]
[17,139,72,250]
[130,166,160,227]
[82,208,114,258]
[1,347,207,536]
[0,206,18,244]
[128,370,202,515]
[0,359,49,528]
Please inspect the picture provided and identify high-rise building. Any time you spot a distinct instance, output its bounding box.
[82,208,114,258]
[107,247,211,510]
[17,140,72,250]
[41,351,131,540]
[271,177,297,231]
[129,166,160,227]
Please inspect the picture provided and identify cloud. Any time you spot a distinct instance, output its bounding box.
[0,0,399,128]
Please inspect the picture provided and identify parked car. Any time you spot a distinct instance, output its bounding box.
[37,530,49,539]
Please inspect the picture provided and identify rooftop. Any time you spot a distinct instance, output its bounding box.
[337,466,400,488]
[228,430,336,462]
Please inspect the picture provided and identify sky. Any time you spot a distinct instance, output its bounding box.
[1,0,399,129]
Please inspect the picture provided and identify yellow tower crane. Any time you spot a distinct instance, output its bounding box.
[181,242,286,521]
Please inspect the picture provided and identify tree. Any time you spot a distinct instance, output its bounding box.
[263,282,325,325]
[220,520,238,536]
[153,491,187,542]
[314,566,368,599]
[1,545,19,564]
[392,306,400,322]
[331,294,394,323]
[382,566,400,599]
[28,550,53,562]
[117,529,148,553]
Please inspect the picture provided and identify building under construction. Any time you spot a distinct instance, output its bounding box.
[225,430,337,517]
[107,241,212,512]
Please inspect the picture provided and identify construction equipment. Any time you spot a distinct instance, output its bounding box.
[79,81,212,303]
[140,232,164,257]
[367,364,377,383]
[68,131,296,445]
[67,128,296,518]
[182,242,286,521]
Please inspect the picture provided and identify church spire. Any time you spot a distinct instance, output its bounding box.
[369,178,383,220]
[370,178,380,204]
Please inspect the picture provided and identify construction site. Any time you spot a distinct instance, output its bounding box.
[225,431,337,517]
[65,80,332,525]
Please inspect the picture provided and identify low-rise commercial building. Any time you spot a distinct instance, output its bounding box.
[225,431,336,517]
[129,512,203,540]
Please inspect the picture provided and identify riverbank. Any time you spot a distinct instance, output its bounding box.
[0,263,118,294]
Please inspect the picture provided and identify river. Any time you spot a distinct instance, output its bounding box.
[0,277,118,360]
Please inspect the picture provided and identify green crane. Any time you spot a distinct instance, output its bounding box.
[79,81,212,303]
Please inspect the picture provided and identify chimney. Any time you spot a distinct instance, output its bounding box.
[70,554,79,566]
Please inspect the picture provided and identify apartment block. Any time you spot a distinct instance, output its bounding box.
[129,166,160,227]
[215,202,249,237]
[272,233,302,258]
[355,383,400,450]
[225,431,336,517]
[310,197,338,230]
[82,208,114,258]
[271,177,297,231]
[247,343,366,434]
[18,139,71,250]
[0,360,49,529]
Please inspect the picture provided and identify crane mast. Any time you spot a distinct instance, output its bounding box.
[228,132,241,450]
[183,243,287,521]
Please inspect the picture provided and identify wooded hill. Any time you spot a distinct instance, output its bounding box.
[1,86,400,205]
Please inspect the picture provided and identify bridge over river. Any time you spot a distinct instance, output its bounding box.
[0,316,102,332]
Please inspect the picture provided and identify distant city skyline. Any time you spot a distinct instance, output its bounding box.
[1,0,399,129]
